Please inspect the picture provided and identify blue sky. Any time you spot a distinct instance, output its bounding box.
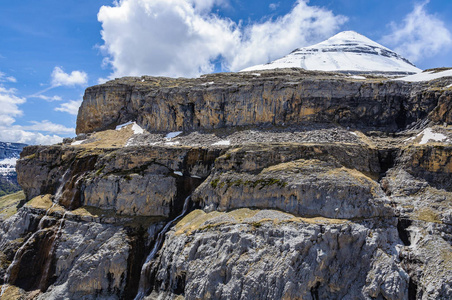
[1,0,452,144]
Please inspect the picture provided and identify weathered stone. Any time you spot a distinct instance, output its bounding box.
[3,70,452,300]
[76,70,448,135]
[142,209,407,300]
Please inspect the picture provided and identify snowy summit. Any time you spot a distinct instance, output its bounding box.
[241,31,421,75]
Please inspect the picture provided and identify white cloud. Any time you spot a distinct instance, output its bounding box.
[98,0,346,78]
[51,66,88,87]
[0,86,26,127]
[0,74,70,145]
[0,121,72,145]
[382,0,452,62]
[33,94,63,101]
[0,128,63,145]
[55,100,82,115]
[269,2,280,10]
[98,0,240,78]
[227,0,348,71]
[97,77,109,84]
[19,120,75,134]
[0,71,17,83]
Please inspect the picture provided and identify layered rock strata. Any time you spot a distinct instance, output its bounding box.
[77,70,450,135]
[1,69,451,299]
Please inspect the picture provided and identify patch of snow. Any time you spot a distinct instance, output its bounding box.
[396,69,452,82]
[174,171,183,176]
[116,121,134,130]
[447,84,452,88]
[71,140,86,146]
[131,123,144,134]
[349,75,366,80]
[419,128,447,144]
[116,121,144,135]
[251,73,261,76]
[165,141,180,146]
[212,140,231,146]
[165,131,182,140]
[350,132,358,137]
[201,82,215,86]
[191,175,202,179]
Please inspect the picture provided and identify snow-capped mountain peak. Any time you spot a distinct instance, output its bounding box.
[241,31,421,75]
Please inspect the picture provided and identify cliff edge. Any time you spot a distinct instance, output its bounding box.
[1,69,451,299]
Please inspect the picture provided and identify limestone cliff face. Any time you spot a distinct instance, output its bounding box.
[77,70,449,135]
[1,69,452,299]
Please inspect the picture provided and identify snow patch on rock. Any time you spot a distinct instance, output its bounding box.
[165,131,183,140]
[419,128,448,144]
[212,140,231,146]
[116,121,145,134]
[71,140,86,146]
[396,69,452,82]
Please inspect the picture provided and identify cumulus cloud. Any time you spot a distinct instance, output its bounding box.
[0,76,69,145]
[51,66,88,87]
[228,0,348,71]
[0,128,64,145]
[98,0,240,78]
[0,120,74,145]
[55,100,82,115]
[382,0,452,62]
[0,86,26,127]
[98,0,347,78]
[19,120,75,134]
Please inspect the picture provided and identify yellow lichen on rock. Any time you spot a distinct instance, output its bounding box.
[25,194,64,212]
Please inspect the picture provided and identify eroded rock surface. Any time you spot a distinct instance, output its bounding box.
[76,69,451,135]
[1,69,452,299]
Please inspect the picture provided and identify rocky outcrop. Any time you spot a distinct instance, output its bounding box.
[194,143,392,219]
[77,70,450,135]
[2,69,452,299]
[17,145,220,217]
[147,210,407,300]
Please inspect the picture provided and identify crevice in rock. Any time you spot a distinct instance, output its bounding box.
[310,281,321,300]
[134,168,209,299]
[57,154,98,210]
[174,273,186,295]
[122,227,147,299]
[8,228,57,292]
[408,277,418,300]
[397,218,412,246]
[395,99,408,130]
[377,149,397,180]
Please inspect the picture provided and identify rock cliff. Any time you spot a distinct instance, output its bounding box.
[1,69,452,299]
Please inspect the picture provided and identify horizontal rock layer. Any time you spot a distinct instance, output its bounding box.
[76,70,452,135]
[2,70,452,299]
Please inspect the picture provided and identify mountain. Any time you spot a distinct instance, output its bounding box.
[1,70,452,299]
[0,142,27,196]
[241,31,421,75]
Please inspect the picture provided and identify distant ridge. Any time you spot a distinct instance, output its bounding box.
[241,31,421,75]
